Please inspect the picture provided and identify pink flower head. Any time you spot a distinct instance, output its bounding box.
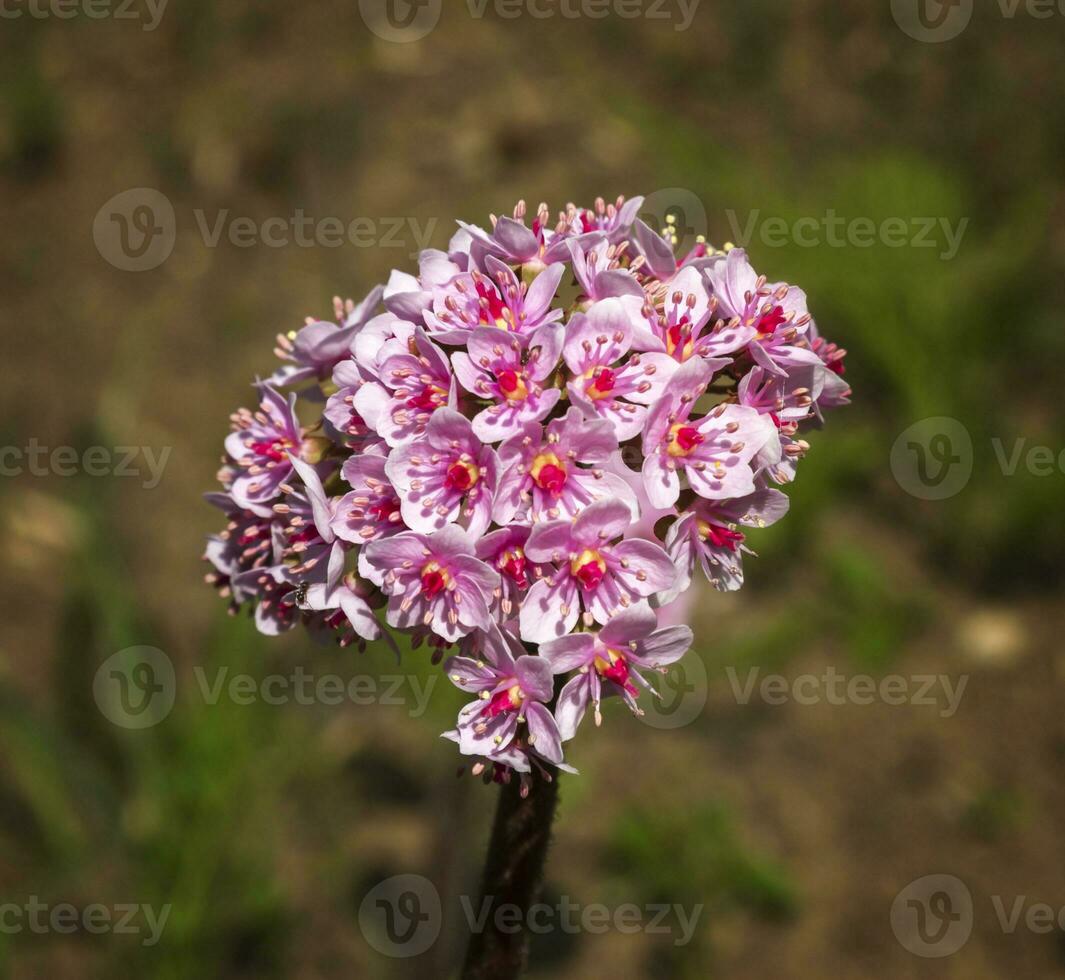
[518,499,678,643]
[354,327,457,447]
[541,604,693,738]
[224,382,304,514]
[205,194,851,781]
[494,408,638,526]
[641,358,776,509]
[362,525,500,642]
[705,248,814,375]
[444,624,563,765]
[563,297,680,441]
[451,325,564,442]
[663,486,789,598]
[424,258,564,345]
[385,408,499,538]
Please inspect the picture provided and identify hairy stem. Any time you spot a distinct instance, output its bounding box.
[460,769,560,980]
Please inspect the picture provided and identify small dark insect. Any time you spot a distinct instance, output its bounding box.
[294,581,310,605]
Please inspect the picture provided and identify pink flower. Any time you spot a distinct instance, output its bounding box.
[270,286,383,386]
[635,265,756,363]
[362,525,500,642]
[494,408,638,525]
[475,525,548,618]
[423,258,564,345]
[705,248,814,375]
[563,297,679,441]
[541,604,692,737]
[332,453,404,544]
[567,235,645,304]
[518,499,678,643]
[663,487,789,598]
[354,327,457,447]
[641,358,776,508]
[444,624,563,765]
[385,409,499,538]
[451,326,563,442]
[224,383,304,514]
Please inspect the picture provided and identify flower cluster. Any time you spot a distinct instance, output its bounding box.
[204,195,850,786]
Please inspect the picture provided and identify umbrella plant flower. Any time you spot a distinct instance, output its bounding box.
[204,193,851,785]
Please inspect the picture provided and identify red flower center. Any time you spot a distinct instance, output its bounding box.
[756,305,787,336]
[571,549,606,591]
[530,452,567,496]
[250,438,291,463]
[586,367,616,400]
[476,279,509,328]
[667,424,704,457]
[500,548,529,588]
[369,498,401,523]
[444,460,480,492]
[698,520,745,552]
[483,685,524,718]
[420,561,450,598]
[498,369,528,401]
[407,384,445,412]
[595,650,639,697]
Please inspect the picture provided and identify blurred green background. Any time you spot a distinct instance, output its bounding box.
[2,0,1065,976]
